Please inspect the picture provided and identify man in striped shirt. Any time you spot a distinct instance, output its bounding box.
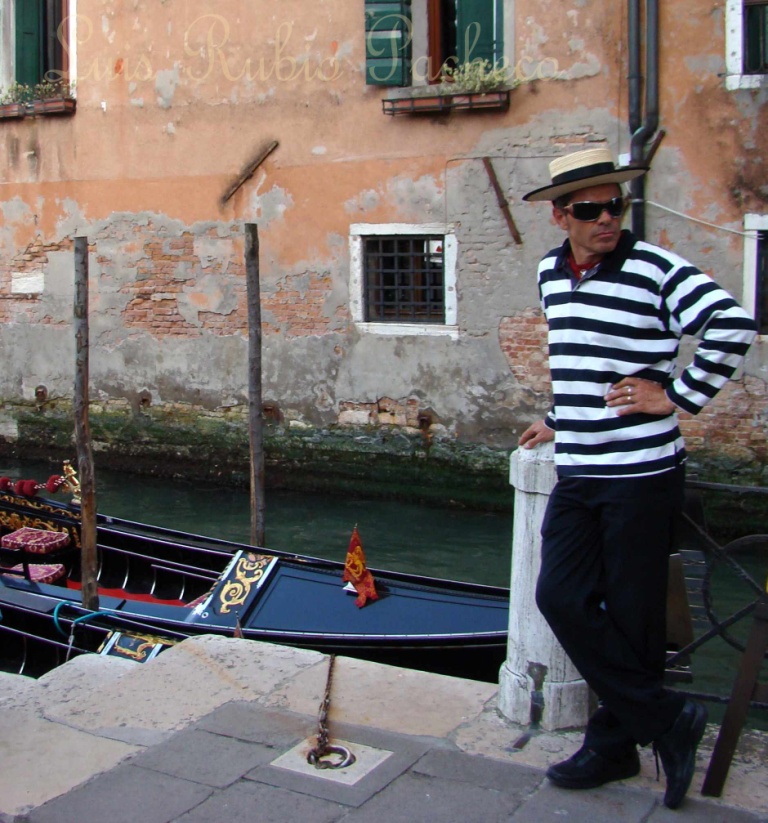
[519,148,756,809]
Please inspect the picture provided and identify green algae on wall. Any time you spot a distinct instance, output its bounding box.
[5,407,514,511]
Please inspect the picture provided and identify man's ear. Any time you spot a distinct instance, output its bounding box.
[552,206,568,230]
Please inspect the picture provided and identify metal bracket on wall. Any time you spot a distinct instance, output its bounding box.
[482,157,523,245]
[219,140,280,207]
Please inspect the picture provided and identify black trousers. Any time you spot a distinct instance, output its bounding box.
[535,467,686,750]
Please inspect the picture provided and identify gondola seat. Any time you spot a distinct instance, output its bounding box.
[0,528,71,585]
[2,561,66,584]
[1,527,70,553]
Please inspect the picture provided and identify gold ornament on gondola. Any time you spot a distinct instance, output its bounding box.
[218,553,273,614]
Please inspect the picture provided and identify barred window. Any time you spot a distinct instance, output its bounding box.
[349,224,457,337]
[363,236,445,323]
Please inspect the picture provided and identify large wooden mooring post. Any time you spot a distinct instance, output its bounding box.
[498,443,590,730]
[245,224,266,547]
[74,236,98,611]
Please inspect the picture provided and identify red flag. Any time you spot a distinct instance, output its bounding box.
[233,614,244,639]
[342,527,379,608]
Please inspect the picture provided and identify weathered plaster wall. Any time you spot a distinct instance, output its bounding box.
[0,0,765,470]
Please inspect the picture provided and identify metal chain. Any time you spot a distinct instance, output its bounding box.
[306,654,356,770]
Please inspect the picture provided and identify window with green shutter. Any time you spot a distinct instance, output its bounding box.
[365,0,413,86]
[363,1,504,88]
[15,1,44,87]
[456,0,504,67]
[13,0,68,87]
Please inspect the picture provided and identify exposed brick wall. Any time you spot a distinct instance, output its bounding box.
[263,271,336,338]
[499,308,551,395]
[122,228,242,339]
[679,375,767,462]
[3,221,338,341]
[115,224,338,340]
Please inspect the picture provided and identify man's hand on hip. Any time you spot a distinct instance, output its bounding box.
[605,378,677,416]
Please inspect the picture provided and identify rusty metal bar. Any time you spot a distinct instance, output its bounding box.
[245,224,265,547]
[482,157,523,245]
[220,140,279,207]
[73,236,98,612]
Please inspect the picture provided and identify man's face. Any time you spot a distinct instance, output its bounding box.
[552,183,625,263]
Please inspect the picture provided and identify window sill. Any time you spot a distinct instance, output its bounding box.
[382,89,510,116]
[356,322,459,339]
[725,73,767,91]
[0,97,76,120]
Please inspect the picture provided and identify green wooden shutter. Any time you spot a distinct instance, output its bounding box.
[15,0,45,86]
[365,0,412,86]
[456,0,503,66]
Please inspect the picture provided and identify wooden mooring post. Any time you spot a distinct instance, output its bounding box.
[74,236,98,611]
[245,223,266,547]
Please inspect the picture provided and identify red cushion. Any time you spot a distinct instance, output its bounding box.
[1,527,70,554]
[4,562,66,584]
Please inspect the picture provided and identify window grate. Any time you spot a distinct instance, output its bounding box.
[744,1,768,73]
[757,232,768,334]
[363,236,445,323]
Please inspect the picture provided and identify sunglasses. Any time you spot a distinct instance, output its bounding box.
[562,197,627,222]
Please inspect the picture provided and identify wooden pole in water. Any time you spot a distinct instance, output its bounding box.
[74,236,99,611]
[245,224,266,547]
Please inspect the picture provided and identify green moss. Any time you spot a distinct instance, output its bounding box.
[6,408,513,511]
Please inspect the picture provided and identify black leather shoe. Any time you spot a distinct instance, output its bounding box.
[546,746,640,789]
[653,698,708,809]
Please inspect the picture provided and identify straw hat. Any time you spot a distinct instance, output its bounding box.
[523,147,648,202]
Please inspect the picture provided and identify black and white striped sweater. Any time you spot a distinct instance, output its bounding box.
[538,230,757,478]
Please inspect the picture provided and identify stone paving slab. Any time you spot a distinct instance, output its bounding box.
[174,780,347,823]
[128,727,277,788]
[0,709,138,818]
[25,765,214,823]
[340,768,526,822]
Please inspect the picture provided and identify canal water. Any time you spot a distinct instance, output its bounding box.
[2,458,765,730]
[0,459,513,587]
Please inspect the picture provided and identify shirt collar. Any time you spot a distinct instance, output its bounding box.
[556,230,637,278]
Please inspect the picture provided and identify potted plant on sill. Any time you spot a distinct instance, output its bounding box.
[382,59,516,116]
[0,82,35,119]
[0,79,76,120]
[436,58,515,106]
[27,79,76,116]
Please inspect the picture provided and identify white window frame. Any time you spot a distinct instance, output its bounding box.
[743,214,767,335]
[349,223,458,338]
[725,0,767,90]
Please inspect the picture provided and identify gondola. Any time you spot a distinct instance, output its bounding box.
[0,472,509,682]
